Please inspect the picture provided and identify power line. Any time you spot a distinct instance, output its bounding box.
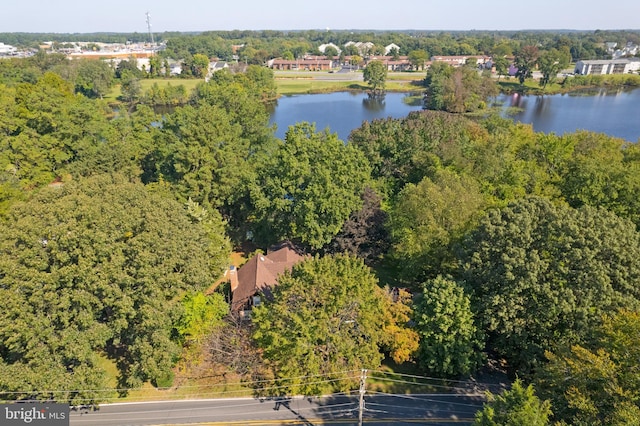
[368,376,480,392]
[367,391,485,409]
[369,369,501,387]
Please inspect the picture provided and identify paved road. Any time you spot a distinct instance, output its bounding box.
[70,394,484,425]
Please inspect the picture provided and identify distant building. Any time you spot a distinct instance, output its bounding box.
[344,41,375,56]
[205,61,229,81]
[384,43,401,55]
[574,58,640,75]
[318,42,341,55]
[367,55,413,71]
[0,42,17,56]
[430,55,492,67]
[269,57,334,71]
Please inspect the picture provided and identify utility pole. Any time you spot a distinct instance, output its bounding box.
[358,368,367,426]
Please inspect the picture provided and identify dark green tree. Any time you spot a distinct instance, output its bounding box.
[250,122,370,249]
[153,102,245,212]
[69,58,114,98]
[459,197,640,371]
[115,56,142,79]
[119,70,141,103]
[414,276,484,377]
[363,60,387,94]
[537,48,571,88]
[514,45,539,85]
[0,72,111,189]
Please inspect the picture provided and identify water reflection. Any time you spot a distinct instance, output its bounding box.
[533,96,550,118]
[497,88,640,142]
[362,94,386,112]
[269,92,425,141]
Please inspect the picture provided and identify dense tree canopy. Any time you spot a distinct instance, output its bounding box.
[0,174,230,401]
[390,169,488,282]
[424,62,498,113]
[325,186,390,267]
[459,197,640,371]
[536,310,640,425]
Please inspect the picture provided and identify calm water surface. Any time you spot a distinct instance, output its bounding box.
[497,88,640,142]
[269,89,640,142]
[268,92,424,141]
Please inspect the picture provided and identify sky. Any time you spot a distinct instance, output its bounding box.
[3,0,639,33]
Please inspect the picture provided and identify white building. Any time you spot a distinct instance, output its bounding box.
[344,41,375,55]
[574,58,640,75]
[318,43,341,55]
[0,42,17,55]
[384,43,401,55]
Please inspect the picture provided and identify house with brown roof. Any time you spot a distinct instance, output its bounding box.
[231,241,307,315]
[269,58,334,71]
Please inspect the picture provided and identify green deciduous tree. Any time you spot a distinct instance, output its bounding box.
[250,122,370,249]
[474,379,552,426]
[514,45,539,85]
[363,60,387,94]
[72,58,114,98]
[536,310,640,425]
[390,169,488,282]
[414,276,484,377]
[176,292,228,345]
[153,102,245,212]
[459,197,640,371]
[191,53,210,78]
[0,73,111,189]
[558,131,640,227]
[252,254,398,395]
[119,70,141,103]
[537,48,571,88]
[493,56,509,80]
[408,49,428,70]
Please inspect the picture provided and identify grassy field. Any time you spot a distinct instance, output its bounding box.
[104,78,204,102]
[105,71,423,101]
[275,75,422,95]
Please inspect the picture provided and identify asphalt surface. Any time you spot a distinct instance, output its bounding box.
[69,394,485,425]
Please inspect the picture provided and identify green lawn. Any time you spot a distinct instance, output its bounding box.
[276,78,420,95]
[105,78,203,102]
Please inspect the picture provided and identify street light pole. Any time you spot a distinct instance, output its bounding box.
[358,368,367,426]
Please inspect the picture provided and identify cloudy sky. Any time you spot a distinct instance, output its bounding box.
[3,0,639,33]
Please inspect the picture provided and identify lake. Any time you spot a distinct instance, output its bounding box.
[268,89,640,142]
[497,88,640,142]
[268,92,424,142]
